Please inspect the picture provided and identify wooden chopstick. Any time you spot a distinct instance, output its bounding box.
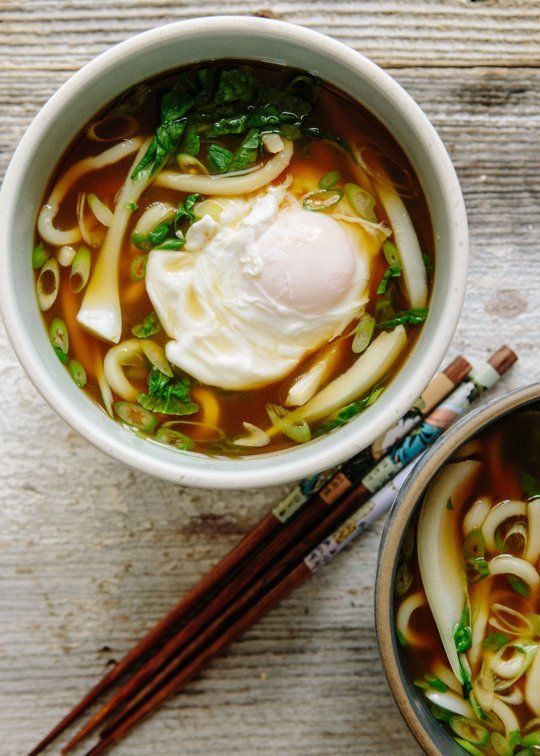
[30,355,471,755]
[62,480,370,752]
[84,484,370,754]
[86,348,515,755]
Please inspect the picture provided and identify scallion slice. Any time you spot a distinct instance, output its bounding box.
[344,183,377,222]
[49,318,69,362]
[87,193,114,227]
[318,170,340,189]
[352,314,375,354]
[130,254,147,281]
[394,563,413,597]
[302,188,343,212]
[449,717,489,747]
[68,359,87,388]
[70,247,91,293]
[32,242,49,270]
[267,404,311,443]
[36,257,60,311]
[155,427,194,450]
[114,401,157,433]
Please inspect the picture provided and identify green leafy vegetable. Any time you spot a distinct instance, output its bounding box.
[207,143,233,173]
[132,91,194,178]
[229,128,261,171]
[137,367,198,416]
[314,386,383,436]
[214,69,256,105]
[521,470,540,500]
[181,124,201,156]
[131,311,161,339]
[376,308,429,329]
[508,575,531,598]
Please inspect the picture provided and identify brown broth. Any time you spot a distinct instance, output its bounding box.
[396,407,540,753]
[36,61,434,455]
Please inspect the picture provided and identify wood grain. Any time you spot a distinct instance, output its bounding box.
[0,2,539,754]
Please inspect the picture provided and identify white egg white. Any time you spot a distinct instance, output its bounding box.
[145,183,373,391]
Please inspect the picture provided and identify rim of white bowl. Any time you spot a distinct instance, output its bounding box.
[0,16,468,489]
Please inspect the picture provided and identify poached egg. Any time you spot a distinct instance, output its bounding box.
[145,183,373,390]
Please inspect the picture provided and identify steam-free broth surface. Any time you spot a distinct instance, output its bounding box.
[35,61,433,456]
[395,407,540,755]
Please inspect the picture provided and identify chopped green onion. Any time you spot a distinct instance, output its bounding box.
[351,314,375,354]
[344,183,377,222]
[132,311,161,339]
[521,732,540,748]
[176,153,208,174]
[413,678,429,690]
[68,359,87,388]
[70,247,91,293]
[114,401,157,433]
[508,575,531,598]
[142,341,173,377]
[425,673,447,692]
[431,704,453,723]
[447,498,455,510]
[49,318,69,358]
[147,223,170,246]
[453,738,485,756]
[423,253,434,274]
[155,427,194,451]
[396,627,407,647]
[401,526,415,561]
[130,254,147,281]
[449,718,489,747]
[125,201,138,212]
[318,170,340,189]
[394,563,413,597]
[376,308,429,329]
[491,732,515,756]
[131,231,151,251]
[267,404,311,443]
[482,633,509,652]
[32,242,50,270]
[376,269,393,295]
[154,238,185,251]
[36,257,60,311]
[87,193,113,227]
[466,556,491,582]
[302,188,344,212]
[453,606,472,653]
[463,528,486,559]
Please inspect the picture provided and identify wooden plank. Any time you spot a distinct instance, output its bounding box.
[0,1,539,69]
[0,5,539,754]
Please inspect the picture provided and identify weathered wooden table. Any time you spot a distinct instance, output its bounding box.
[1,2,539,754]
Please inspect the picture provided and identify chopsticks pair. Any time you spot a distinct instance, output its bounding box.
[30,345,517,755]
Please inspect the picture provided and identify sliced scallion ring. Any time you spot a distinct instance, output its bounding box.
[70,247,91,293]
[114,401,157,433]
[344,183,377,221]
[32,242,49,270]
[87,193,114,227]
[491,731,514,756]
[463,528,486,560]
[352,314,375,354]
[36,257,60,311]
[68,359,87,388]
[267,404,311,443]
[155,427,194,450]
[57,245,76,267]
[394,563,413,597]
[454,737,485,756]
[318,170,340,189]
[130,254,147,281]
[449,717,489,747]
[521,731,540,748]
[49,317,69,360]
[176,153,209,175]
[302,188,344,212]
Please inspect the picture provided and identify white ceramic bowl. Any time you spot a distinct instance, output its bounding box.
[0,16,468,489]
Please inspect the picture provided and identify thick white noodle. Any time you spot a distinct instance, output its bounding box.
[37,139,142,246]
[155,140,293,195]
[481,499,527,552]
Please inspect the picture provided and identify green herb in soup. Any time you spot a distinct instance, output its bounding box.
[34,61,433,456]
[395,407,540,756]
